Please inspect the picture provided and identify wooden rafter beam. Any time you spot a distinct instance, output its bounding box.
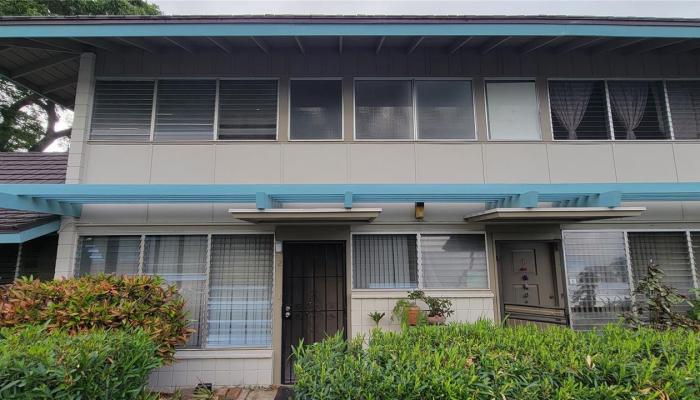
[10,54,79,79]
[624,39,687,54]
[590,38,646,53]
[1,39,78,53]
[555,37,607,55]
[163,37,194,53]
[43,78,76,94]
[294,36,305,54]
[114,37,159,53]
[207,37,234,54]
[250,36,269,54]
[375,36,386,55]
[660,40,700,54]
[480,36,511,55]
[29,38,85,53]
[518,36,560,54]
[70,37,123,52]
[448,37,473,54]
[407,36,424,55]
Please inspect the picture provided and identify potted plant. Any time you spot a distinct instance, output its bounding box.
[392,290,424,326]
[368,311,385,328]
[423,296,454,325]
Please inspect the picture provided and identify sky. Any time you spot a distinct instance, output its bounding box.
[152,0,700,19]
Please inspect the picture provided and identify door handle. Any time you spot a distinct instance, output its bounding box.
[284,305,291,319]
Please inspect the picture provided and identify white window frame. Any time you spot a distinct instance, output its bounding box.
[74,232,276,351]
[288,77,345,142]
[350,231,490,291]
[89,77,280,143]
[561,229,700,325]
[352,77,478,142]
[548,77,700,142]
[484,77,543,141]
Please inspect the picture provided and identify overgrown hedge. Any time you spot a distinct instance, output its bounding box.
[0,274,191,362]
[0,325,161,400]
[293,321,700,399]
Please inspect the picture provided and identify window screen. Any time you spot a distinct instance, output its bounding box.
[76,236,141,276]
[416,80,475,139]
[289,80,342,140]
[352,234,418,289]
[218,80,277,140]
[143,235,208,347]
[608,81,670,140]
[627,232,694,299]
[154,80,216,140]
[666,81,700,140]
[486,81,542,140]
[562,231,632,330]
[549,80,610,140]
[355,80,413,139]
[91,80,154,141]
[421,234,487,289]
[208,235,274,348]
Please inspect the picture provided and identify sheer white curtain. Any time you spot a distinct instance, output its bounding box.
[549,81,594,140]
[608,81,649,140]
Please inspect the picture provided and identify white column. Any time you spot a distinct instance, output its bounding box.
[54,52,95,279]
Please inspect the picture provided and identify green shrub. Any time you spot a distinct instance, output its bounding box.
[0,325,161,400]
[0,274,191,362]
[293,321,700,399]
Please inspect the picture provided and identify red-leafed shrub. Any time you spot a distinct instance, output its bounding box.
[0,274,192,362]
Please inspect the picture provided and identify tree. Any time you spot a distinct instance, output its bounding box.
[0,0,161,152]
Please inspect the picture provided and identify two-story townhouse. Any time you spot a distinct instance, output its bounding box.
[2,15,700,390]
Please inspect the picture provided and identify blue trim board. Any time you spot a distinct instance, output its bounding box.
[0,220,60,244]
[3,23,700,39]
[0,183,700,215]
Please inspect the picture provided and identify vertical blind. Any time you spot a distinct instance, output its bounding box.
[143,235,209,347]
[90,80,154,141]
[416,80,475,140]
[421,234,487,289]
[75,234,274,349]
[154,80,216,140]
[208,235,274,347]
[486,81,542,140]
[666,80,700,140]
[562,231,632,330]
[289,80,343,140]
[76,236,141,276]
[218,80,278,140]
[353,234,418,289]
[355,80,414,139]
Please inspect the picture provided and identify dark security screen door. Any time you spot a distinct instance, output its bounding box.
[282,241,346,384]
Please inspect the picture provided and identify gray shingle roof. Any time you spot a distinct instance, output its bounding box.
[0,152,67,232]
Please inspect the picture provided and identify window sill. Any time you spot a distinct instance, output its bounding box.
[175,348,273,360]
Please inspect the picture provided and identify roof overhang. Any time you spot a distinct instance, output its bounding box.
[0,220,60,244]
[3,15,700,108]
[465,207,646,223]
[229,208,382,223]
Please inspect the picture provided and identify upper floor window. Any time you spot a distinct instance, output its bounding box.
[218,80,278,140]
[549,80,673,140]
[354,79,475,140]
[154,80,216,141]
[666,81,700,140]
[486,80,542,140]
[289,79,342,140]
[90,80,154,141]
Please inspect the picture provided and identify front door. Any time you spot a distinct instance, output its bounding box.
[281,241,346,384]
[497,241,568,327]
